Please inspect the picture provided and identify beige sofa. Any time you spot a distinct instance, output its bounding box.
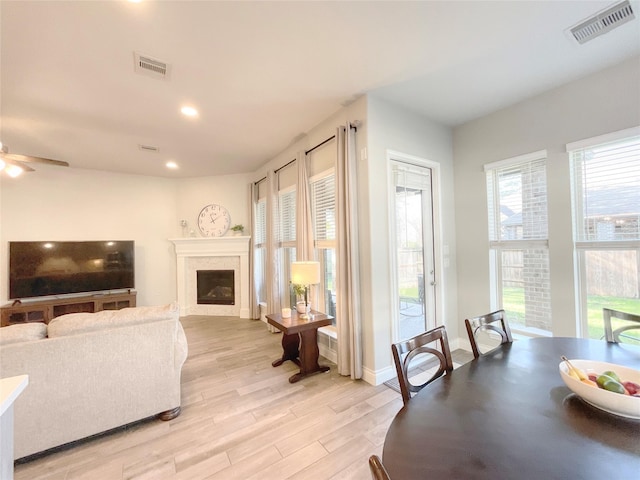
[0,303,188,460]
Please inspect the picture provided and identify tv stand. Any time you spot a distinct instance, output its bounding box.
[1,291,137,327]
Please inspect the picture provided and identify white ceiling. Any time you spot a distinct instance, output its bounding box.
[1,0,639,178]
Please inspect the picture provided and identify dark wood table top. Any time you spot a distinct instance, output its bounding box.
[383,337,640,479]
[266,310,332,335]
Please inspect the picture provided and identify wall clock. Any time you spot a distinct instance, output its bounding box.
[198,204,231,237]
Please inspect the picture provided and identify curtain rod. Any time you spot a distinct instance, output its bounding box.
[305,124,358,156]
[274,158,296,174]
[258,123,359,181]
[254,176,266,185]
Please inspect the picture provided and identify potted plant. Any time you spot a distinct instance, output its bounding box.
[291,283,308,313]
[230,224,244,236]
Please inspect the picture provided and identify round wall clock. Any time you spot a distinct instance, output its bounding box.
[197,204,231,237]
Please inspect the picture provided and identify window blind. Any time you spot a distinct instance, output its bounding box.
[279,189,296,243]
[486,157,548,242]
[254,199,266,245]
[570,134,640,242]
[311,173,336,241]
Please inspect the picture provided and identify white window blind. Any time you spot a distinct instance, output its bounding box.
[279,189,296,244]
[311,172,336,241]
[486,157,548,243]
[570,134,640,243]
[254,199,266,245]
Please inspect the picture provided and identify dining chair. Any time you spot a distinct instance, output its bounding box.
[465,309,513,359]
[368,454,391,480]
[603,308,640,343]
[391,325,454,405]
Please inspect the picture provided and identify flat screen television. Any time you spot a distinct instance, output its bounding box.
[9,240,135,300]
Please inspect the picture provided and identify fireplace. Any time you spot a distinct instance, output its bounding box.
[170,236,250,318]
[197,270,234,305]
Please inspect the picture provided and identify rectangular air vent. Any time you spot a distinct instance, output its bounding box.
[570,0,635,44]
[138,144,159,153]
[134,52,171,79]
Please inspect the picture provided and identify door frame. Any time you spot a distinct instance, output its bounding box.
[387,150,444,343]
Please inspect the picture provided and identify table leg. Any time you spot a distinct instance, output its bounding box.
[272,333,301,367]
[288,328,330,383]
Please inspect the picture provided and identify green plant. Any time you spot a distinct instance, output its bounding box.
[231,224,244,232]
[291,283,306,299]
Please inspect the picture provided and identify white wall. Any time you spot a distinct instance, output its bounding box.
[0,166,252,307]
[175,173,252,237]
[453,55,640,337]
[365,96,456,383]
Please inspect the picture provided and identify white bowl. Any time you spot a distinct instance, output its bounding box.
[559,359,640,419]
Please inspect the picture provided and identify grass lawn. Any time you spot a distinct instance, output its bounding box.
[503,287,640,344]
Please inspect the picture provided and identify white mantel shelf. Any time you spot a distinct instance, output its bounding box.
[170,236,251,318]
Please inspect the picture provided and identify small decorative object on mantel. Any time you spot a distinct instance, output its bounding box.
[230,224,244,236]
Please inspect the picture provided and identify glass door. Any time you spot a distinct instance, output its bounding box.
[391,161,436,341]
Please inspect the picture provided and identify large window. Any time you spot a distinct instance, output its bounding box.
[278,164,297,304]
[310,169,336,321]
[485,151,551,333]
[569,128,640,340]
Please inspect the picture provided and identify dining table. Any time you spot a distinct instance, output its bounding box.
[382,337,640,479]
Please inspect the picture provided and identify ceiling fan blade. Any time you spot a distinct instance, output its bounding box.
[0,152,69,167]
[3,158,36,172]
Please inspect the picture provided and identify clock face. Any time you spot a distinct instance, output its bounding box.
[198,204,231,237]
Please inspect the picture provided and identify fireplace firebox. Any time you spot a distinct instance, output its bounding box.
[196,270,235,305]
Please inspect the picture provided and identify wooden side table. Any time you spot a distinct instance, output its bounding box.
[266,310,333,383]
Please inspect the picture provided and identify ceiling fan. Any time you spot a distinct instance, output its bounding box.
[0,142,69,177]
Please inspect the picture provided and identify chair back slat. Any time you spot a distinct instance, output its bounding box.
[603,308,640,344]
[391,325,454,405]
[465,309,513,359]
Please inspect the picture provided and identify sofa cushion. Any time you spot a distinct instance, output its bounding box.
[48,303,178,338]
[0,323,47,345]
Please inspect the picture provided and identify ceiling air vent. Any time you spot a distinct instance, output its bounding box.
[134,52,171,80]
[570,0,635,44]
[138,144,159,153]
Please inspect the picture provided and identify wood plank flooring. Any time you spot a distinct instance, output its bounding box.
[14,315,404,480]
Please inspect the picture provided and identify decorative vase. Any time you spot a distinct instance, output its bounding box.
[296,302,310,314]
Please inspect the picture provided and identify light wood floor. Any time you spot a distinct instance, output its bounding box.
[14,315,406,480]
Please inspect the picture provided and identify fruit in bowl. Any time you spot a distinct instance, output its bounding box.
[559,359,640,419]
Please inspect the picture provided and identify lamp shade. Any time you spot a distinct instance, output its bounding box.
[291,261,320,285]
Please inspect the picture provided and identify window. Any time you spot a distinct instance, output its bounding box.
[278,164,297,303]
[485,151,551,333]
[568,128,640,341]
[310,169,336,321]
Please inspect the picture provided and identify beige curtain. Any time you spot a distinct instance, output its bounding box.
[296,151,315,262]
[335,123,362,378]
[265,171,281,332]
[249,182,260,319]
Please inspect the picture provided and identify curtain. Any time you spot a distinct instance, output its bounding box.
[249,182,260,319]
[296,151,315,261]
[265,170,281,332]
[335,123,363,379]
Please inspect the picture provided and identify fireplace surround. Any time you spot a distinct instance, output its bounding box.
[170,236,250,318]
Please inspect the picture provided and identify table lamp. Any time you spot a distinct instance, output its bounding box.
[291,261,320,319]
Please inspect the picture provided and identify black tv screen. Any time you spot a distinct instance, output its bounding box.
[9,241,135,300]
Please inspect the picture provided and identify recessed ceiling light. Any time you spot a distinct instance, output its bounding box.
[166,161,179,169]
[181,106,198,117]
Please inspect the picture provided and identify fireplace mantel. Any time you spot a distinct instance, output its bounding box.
[170,236,251,318]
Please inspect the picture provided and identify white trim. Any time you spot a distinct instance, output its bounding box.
[575,240,640,250]
[566,126,640,152]
[386,150,444,342]
[489,240,549,249]
[483,149,547,172]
